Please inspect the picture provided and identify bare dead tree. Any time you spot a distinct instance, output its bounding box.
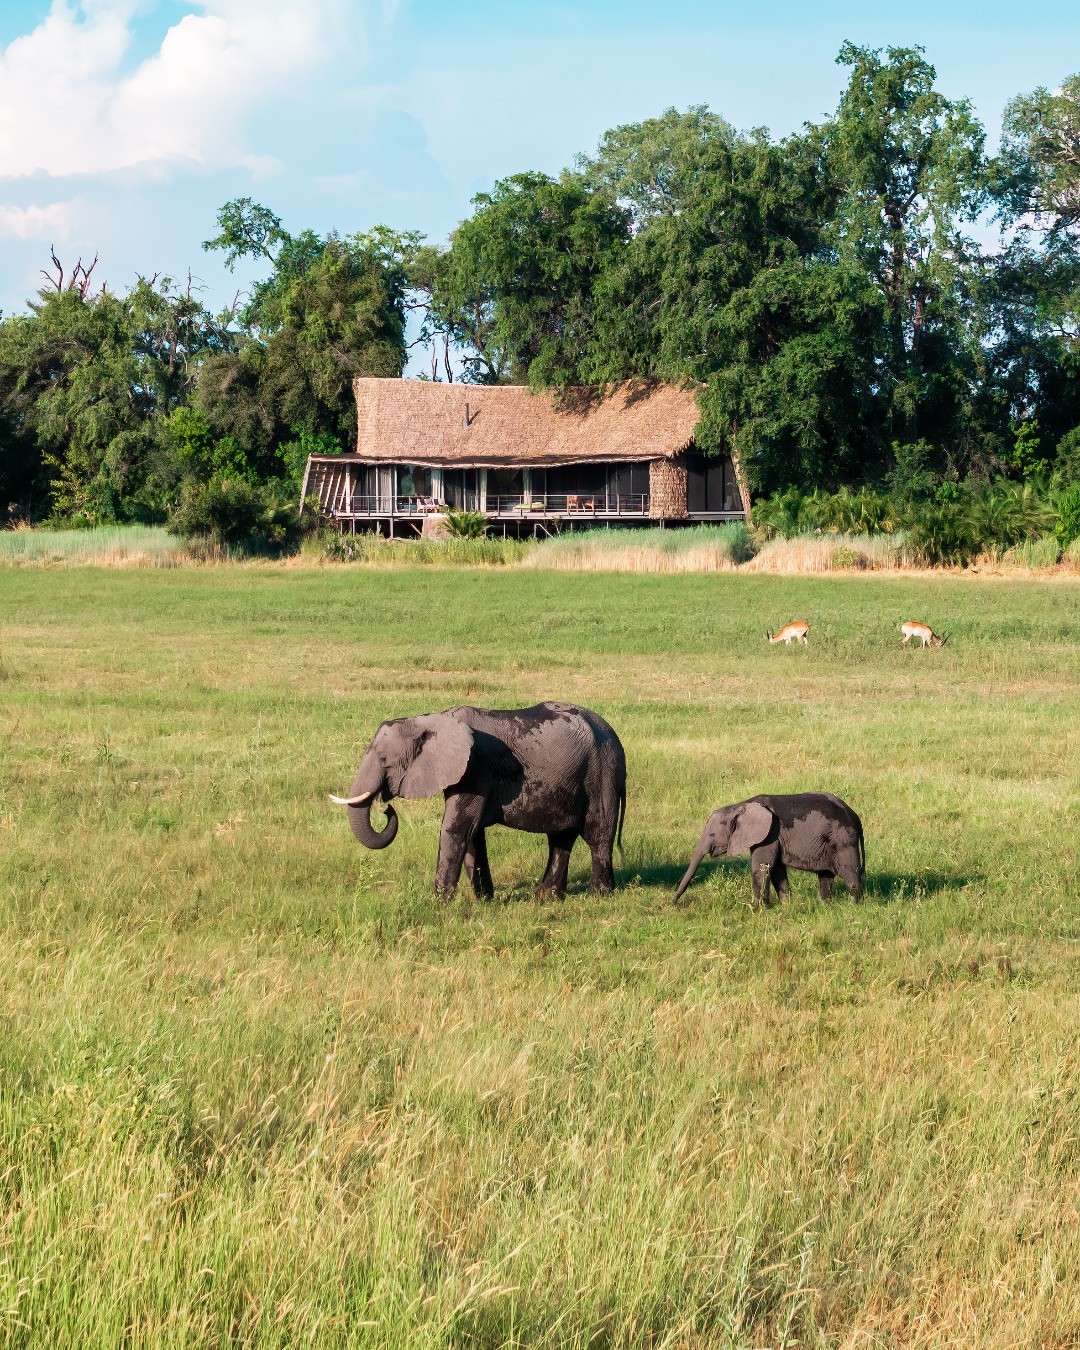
[41,247,102,299]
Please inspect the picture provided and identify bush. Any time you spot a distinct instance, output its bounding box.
[751,487,896,538]
[906,501,979,566]
[1053,483,1080,548]
[169,478,303,556]
[444,510,489,539]
[965,480,1054,551]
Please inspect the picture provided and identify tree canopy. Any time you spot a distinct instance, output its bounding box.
[1,44,1078,526]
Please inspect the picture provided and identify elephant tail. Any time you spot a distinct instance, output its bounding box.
[615,782,626,865]
[857,817,866,884]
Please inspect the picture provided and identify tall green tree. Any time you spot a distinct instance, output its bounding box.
[427,173,630,385]
[983,72,1080,471]
[823,44,989,454]
[200,204,412,451]
[578,110,882,491]
[0,266,226,521]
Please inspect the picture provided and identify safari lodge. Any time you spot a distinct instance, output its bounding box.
[300,378,748,536]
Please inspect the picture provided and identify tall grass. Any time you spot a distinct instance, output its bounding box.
[743,531,912,572]
[527,523,755,572]
[0,567,1077,1343]
[307,529,533,566]
[1002,534,1063,568]
[0,524,186,567]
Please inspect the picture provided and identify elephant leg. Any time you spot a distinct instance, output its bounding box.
[464,828,495,900]
[587,838,615,895]
[771,859,790,899]
[538,830,577,899]
[435,792,487,899]
[750,847,775,908]
[818,872,835,900]
[582,812,617,896]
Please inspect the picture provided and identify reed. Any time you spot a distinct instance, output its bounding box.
[527,523,755,572]
[0,524,186,567]
[743,532,912,573]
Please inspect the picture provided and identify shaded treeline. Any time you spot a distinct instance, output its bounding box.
[1,44,1078,545]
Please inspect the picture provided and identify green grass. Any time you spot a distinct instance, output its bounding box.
[0,567,1077,1346]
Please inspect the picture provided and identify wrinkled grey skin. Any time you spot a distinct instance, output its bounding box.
[336,702,626,899]
[673,792,865,908]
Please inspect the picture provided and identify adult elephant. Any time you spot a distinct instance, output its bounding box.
[331,702,626,899]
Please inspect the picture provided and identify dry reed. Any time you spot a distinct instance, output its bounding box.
[743,532,910,573]
[526,524,754,573]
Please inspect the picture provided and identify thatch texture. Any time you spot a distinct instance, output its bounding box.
[649,458,689,520]
[346,378,700,467]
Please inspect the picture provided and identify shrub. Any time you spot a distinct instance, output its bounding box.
[907,501,979,566]
[831,545,864,569]
[965,480,1054,551]
[444,510,489,539]
[169,478,302,555]
[751,487,896,538]
[1053,483,1080,548]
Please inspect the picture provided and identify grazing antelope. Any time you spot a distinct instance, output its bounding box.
[900,621,946,648]
[767,621,810,646]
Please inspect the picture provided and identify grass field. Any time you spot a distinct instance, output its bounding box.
[0,566,1077,1346]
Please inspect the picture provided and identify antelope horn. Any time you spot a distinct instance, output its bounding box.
[328,791,374,806]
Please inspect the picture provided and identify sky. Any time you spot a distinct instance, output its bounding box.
[1,0,1078,322]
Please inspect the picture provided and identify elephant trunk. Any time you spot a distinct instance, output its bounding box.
[673,832,712,903]
[348,796,399,849]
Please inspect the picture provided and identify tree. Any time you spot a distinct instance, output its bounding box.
[580,111,882,491]
[426,173,630,385]
[998,74,1080,236]
[200,205,412,451]
[0,266,229,521]
[823,44,989,454]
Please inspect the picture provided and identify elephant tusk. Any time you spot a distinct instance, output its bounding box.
[328,792,374,806]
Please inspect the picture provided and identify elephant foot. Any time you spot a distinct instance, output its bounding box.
[535,883,567,901]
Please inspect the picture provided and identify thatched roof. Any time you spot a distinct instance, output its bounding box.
[341,377,700,467]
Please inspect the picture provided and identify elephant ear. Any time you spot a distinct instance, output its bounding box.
[394,716,475,799]
[725,801,774,856]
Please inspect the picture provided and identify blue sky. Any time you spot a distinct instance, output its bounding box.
[1,0,1077,320]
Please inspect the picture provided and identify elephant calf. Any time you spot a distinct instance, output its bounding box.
[331,702,626,899]
[673,793,865,908]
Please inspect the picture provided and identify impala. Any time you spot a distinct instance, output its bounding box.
[767,621,810,645]
[901,621,946,648]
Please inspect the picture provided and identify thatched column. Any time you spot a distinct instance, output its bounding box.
[649,457,688,519]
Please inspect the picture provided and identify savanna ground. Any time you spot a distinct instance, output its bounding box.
[0,566,1077,1347]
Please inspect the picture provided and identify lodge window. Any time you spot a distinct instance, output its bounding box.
[397,464,432,498]
[685,452,740,513]
[486,468,524,501]
[442,469,481,510]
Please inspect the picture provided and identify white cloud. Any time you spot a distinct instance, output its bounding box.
[0,200,76,240]
[0,0,364,179]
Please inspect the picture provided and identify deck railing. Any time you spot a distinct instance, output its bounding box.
[486,494,649,517]
[329,494,653,518]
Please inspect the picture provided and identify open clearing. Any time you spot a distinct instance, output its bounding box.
[0,567,1077,1346]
